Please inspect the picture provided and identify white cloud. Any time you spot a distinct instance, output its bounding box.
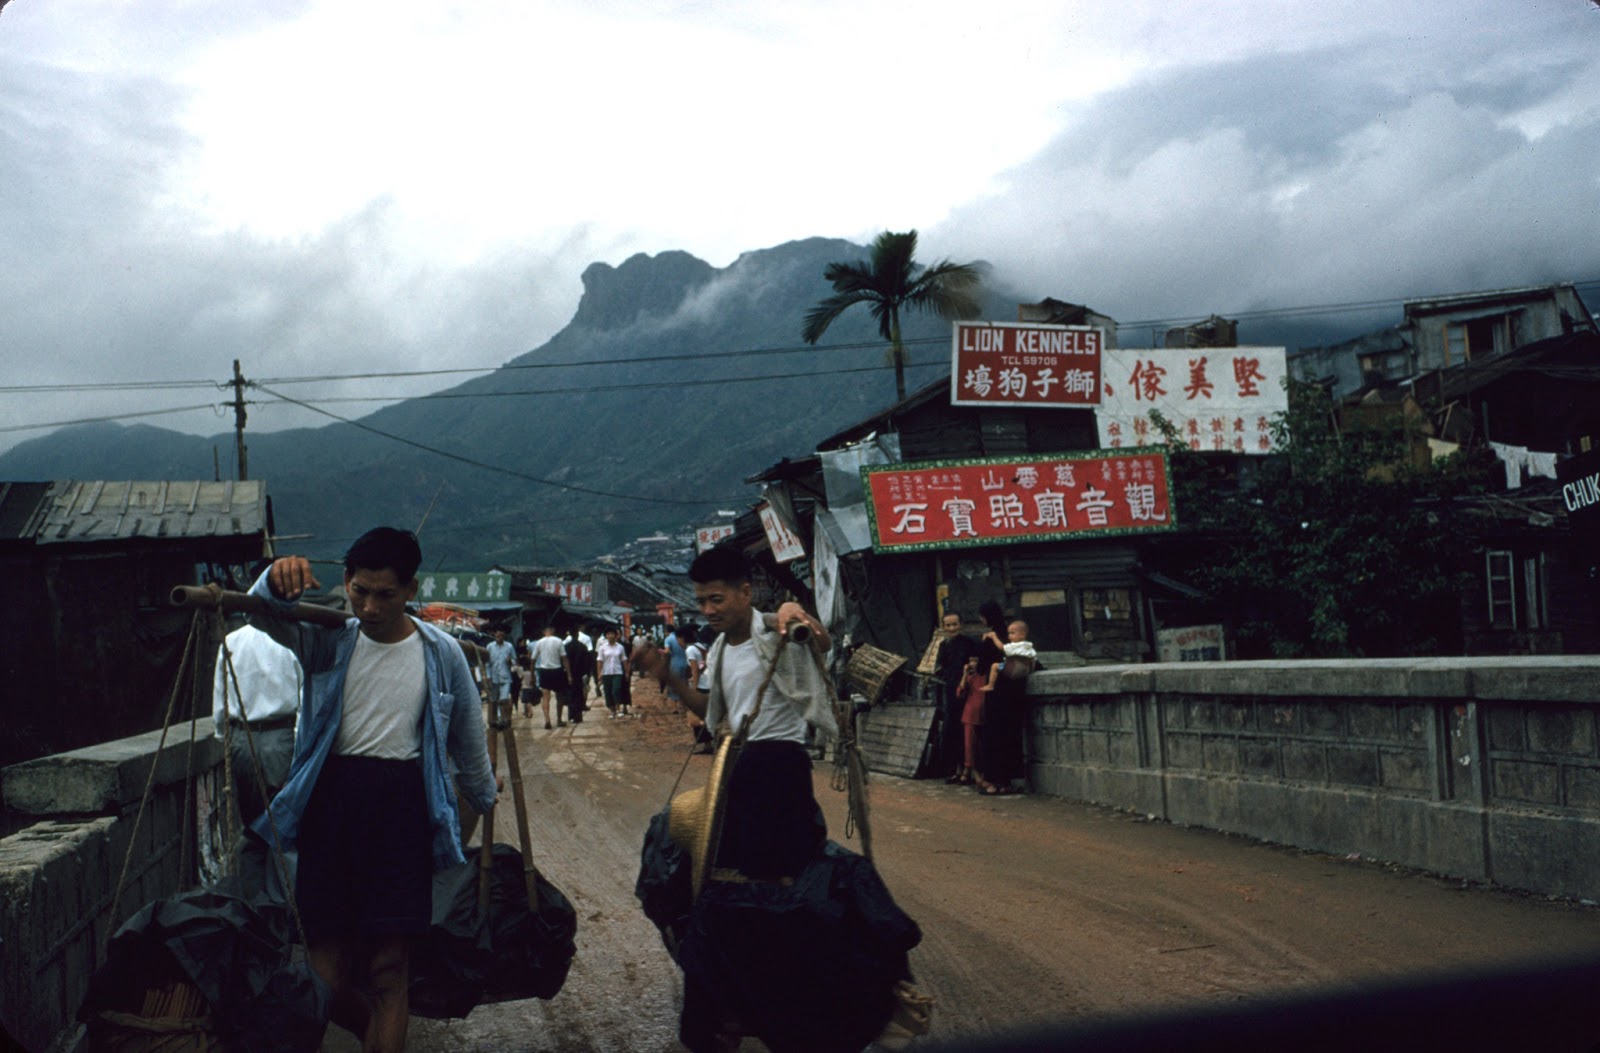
[2,0,1598,452]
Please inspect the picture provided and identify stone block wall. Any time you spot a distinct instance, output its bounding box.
[0,722,224,1053]
[1025,657,1600,902]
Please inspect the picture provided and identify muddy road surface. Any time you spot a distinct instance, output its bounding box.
[326,681,1600,1051]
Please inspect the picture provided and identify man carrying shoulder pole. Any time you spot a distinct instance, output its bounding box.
[250,527,500,1052]
[637,545,837,1050]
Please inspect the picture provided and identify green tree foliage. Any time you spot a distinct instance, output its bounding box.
[801,230,984,401]
[1160,383,1494,658]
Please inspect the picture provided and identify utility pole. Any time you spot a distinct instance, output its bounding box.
[231,359,249,481]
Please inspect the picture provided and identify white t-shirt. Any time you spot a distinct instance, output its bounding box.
[336,631,426,759]
[715,637,808,744]
[533,634,566,670]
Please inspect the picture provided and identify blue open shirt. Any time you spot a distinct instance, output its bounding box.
[247,570,497,869]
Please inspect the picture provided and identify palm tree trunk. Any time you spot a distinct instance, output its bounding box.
[889,312,906,402]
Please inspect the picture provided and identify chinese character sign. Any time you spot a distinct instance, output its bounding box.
[1097,347,1288,454]
[758,503,807,563]
[951,322,1103,408]
[696,524,736,553]
[862,449,1176,553]
[540,580,594,603]
[416,572,512,605]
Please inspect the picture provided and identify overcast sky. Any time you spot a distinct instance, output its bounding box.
[2,0,1597,452]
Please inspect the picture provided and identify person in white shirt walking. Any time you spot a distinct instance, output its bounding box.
[212,622,303,825]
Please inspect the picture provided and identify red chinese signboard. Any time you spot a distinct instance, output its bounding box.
[950,322,1103,408]
[862,449,1175,553]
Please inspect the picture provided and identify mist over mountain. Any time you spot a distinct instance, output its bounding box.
[0,235,1369,567]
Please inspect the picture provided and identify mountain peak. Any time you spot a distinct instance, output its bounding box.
[574,250,717,329]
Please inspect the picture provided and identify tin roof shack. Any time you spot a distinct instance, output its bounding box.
[1423,330,1600,654]
[1292,282,1596,399]
[0,480,272,770]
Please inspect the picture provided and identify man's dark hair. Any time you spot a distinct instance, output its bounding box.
[675,624,697,642]
[689,545,751,586]
[344,527,422,583]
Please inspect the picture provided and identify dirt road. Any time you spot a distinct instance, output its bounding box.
[330,681,1600,1051]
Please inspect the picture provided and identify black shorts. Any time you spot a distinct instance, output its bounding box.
[297,755,432,942]
[537,668,568,692]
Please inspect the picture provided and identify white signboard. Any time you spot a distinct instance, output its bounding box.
[542,580,593,603]
[417,572,512,604]
[1157,624,1226,662]
[696,524,736,553]
[1097,348,1288,454]
[758,502,807,564]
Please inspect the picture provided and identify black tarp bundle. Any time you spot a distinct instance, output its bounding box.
[409,842,578,1018]
[635,807,694,960]
[79,882,329,1053]
[637,815,923,1053]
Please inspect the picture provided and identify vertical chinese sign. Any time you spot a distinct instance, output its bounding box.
[757,502,807,563]
[1097,347,1288,453]
[861,449,1176,553]
[950,322,1103,408]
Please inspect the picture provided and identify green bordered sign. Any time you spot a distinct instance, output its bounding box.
[861,447,1177,554]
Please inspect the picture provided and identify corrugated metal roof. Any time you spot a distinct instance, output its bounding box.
[33,480,270,545]
[0,482,52,542]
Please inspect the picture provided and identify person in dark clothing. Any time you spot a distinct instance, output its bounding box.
[563,629,590,724]
[935,611,980,781]
[975,601,1027,793]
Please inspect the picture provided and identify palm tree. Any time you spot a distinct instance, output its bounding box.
[801,230,984,402]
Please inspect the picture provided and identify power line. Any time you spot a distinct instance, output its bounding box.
[246,360,945,408]
[0,402,222,435]
[3,278,1596,397]
[252,382,715,508]
[250,336,921,386]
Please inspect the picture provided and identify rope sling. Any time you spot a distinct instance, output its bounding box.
[660,623,874,888]
[106,605,309,952]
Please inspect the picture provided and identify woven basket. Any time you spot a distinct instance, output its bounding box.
[844,645,907,707]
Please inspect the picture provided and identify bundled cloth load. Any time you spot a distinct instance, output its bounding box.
[80,880,329,1053]
[409,842,578,1018]
[637,738,927,1053]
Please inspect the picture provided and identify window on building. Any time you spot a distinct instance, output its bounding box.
[1522,554,1547,630]
[1486,550,1516,628]
[1446,315,1509,365]
[1081,588,1134,622]
[1486,549,1549,631]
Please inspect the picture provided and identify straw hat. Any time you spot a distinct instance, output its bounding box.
[668,734,737,896]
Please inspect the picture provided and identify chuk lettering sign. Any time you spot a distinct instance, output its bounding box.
[951,322,1103,408]
[862,449,1176,553]
[1097,347,1288,454]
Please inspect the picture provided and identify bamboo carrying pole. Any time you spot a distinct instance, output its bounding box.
[170,583,488,660]
[174,583,539,915]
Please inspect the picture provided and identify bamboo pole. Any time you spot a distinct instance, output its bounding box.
[171,583,488,660]
[479,704,498,912]
[500,717,540,912]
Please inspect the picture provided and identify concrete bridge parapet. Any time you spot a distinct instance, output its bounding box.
[1025,656,1600,902]
[1,721,224,1053]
